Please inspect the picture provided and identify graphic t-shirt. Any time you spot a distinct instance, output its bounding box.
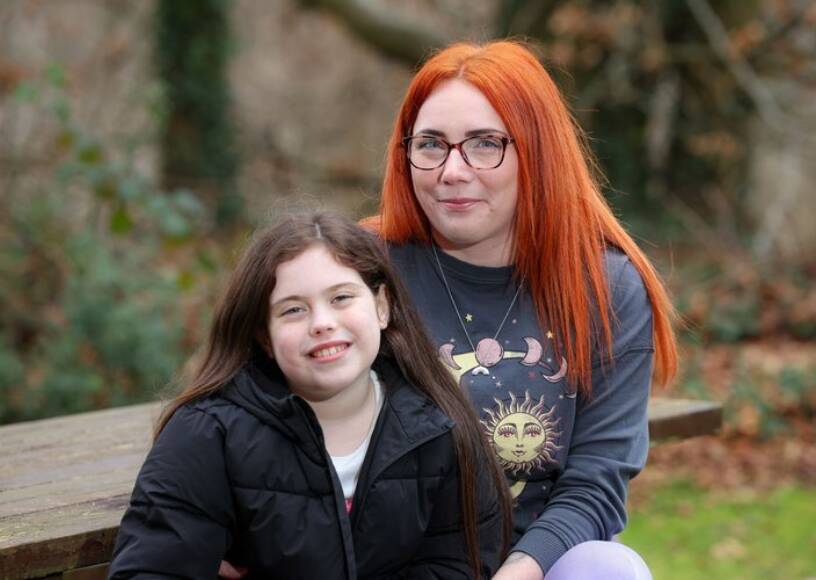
[389,241,655,572]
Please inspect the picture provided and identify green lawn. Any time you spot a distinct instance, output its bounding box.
[621,480,816,579]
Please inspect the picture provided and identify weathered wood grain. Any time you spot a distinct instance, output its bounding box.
[0,396,722,578]
[648,397,723,442]
[1,404,159,579]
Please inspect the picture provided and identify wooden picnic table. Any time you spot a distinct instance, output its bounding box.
[0,397,722,580]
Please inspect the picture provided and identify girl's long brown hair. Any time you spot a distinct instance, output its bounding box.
[156,213,511,578]
[367,40,678,394]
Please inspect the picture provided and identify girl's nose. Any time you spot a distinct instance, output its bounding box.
[309,305,337,335]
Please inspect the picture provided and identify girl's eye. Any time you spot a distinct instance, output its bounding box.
[280,305,305,316]
[332,293,354,304]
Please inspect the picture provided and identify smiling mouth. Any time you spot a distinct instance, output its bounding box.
[440,198,479,204]
[439,198,480,211]
[309,344,349,360]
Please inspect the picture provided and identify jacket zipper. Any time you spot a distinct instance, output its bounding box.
[293,398,358,580]
[349,399,453,533]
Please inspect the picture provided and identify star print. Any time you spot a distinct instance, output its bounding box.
[546,331,554,339]
[528,371,537,379]
[512,319,517,324]
[496,381,503,388]
[465,313,473,322]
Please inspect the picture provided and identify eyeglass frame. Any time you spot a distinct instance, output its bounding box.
[401,133,516,171]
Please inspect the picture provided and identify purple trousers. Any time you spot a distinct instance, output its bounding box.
[544,541,652,580]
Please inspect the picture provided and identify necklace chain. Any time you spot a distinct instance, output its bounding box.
[431,244,524,353]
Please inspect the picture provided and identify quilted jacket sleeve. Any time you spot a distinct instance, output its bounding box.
[108,405,235,579]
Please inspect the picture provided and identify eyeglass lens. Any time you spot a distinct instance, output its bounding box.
[407,135,507,170]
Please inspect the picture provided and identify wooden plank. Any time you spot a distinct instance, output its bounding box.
[0,396,722,578]
[0,404,159,579]
[62,563,109,580]
[648,397,723,441]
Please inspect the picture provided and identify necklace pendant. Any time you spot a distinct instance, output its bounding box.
[471,366,490,376]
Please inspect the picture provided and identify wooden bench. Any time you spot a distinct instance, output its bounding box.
[0,398,722,580]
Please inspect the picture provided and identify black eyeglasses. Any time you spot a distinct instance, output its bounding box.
[402,134,515,170]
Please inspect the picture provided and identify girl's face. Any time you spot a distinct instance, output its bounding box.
[410,79,519,266]
[267,245,389,402]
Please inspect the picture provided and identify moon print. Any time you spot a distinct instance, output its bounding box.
[520,337,543,366]
[438,343,461,370]
[541,357,568,383]
[475,338,504,367]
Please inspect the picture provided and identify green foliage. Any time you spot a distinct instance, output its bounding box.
[0,68,208,424]
[676,347,816,440]
[155,0,241,225]
[674,257,816,343]
[622,480,816,579]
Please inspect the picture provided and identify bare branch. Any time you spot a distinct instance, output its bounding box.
[296,0,451,66]
[685,0,813,142]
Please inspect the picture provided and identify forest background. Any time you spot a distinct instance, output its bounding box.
[1,1,814,578]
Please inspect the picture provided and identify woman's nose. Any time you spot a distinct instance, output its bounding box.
[439,148,473,184]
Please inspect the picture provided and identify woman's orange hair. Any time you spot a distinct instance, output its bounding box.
[367,40,677,393]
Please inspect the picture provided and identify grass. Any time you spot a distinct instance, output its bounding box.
[621,480,816,579]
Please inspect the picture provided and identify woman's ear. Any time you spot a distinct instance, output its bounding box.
[374,285,390,330]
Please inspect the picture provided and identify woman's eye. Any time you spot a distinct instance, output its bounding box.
[280,305,304,316]
[474,137,502,149]
[416,138,445,150]
[332,293,354,304]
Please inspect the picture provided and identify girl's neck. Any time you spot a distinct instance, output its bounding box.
[301,371,378,456]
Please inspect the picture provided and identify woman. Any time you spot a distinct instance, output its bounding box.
[367,40,677,580]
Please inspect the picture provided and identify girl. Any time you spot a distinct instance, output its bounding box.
[108,213,510,579]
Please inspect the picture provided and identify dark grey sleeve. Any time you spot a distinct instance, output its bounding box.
[108,406,235,579]
[511,255,655,573]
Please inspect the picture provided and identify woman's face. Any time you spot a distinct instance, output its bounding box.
[410,79,519,266]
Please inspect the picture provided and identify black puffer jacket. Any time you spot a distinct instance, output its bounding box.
[109,356,503,579]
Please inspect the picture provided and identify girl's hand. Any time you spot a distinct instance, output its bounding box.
[492,552,544,580]
[218,560,249,579]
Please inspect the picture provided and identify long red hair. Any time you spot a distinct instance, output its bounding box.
[367,40,677,393]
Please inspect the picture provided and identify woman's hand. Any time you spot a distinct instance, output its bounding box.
[218,560,248,579]
[492,552,544,580]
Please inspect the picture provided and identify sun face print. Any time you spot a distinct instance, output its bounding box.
[482,391,561,477]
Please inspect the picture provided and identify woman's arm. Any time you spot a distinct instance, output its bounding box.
[501,255,655,578]
[109,405,236,579]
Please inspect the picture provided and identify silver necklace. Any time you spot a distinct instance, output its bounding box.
[431,244,524,375]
